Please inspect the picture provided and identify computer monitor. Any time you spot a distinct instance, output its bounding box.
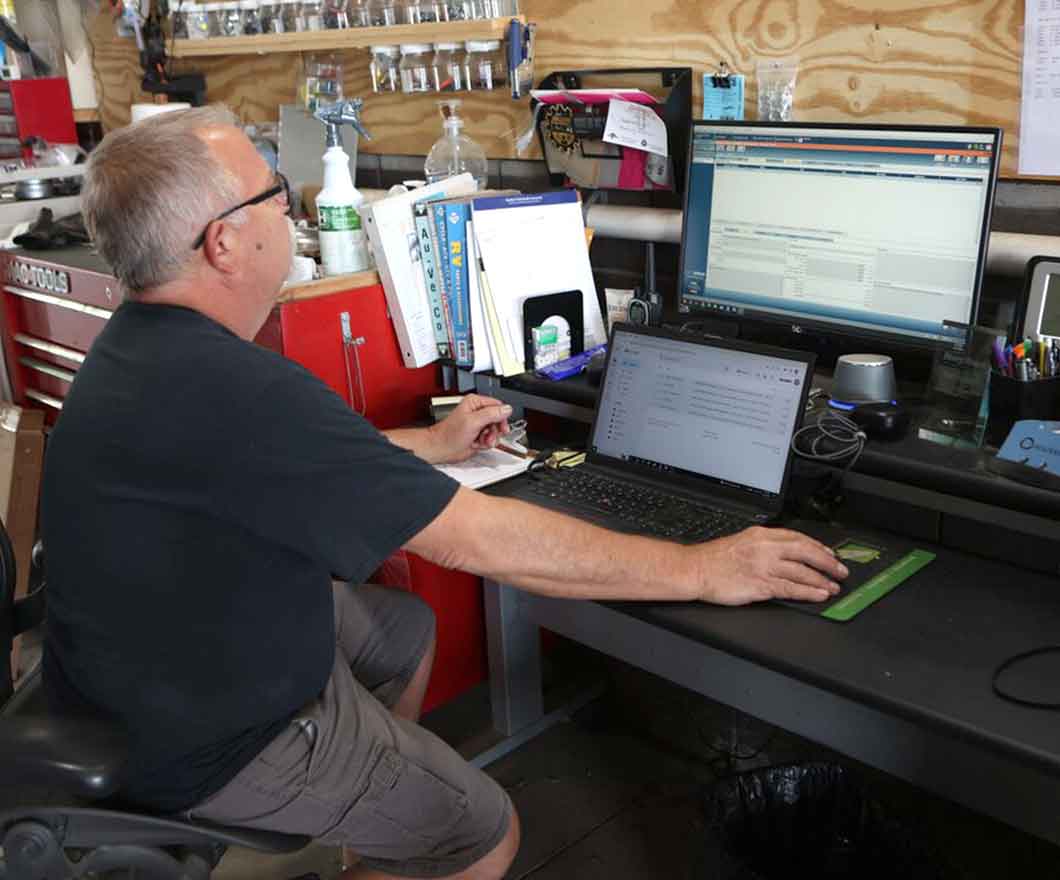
[677,122,1002,350]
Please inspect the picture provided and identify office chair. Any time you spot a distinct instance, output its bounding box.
[0,524,310,880]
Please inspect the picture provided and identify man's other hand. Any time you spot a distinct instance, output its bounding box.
[695,527,848,605]
[428,395,513,464]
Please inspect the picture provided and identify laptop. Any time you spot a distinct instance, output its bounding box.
[515,323,816,543]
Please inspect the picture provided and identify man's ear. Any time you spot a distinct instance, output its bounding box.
[202,219,240,276]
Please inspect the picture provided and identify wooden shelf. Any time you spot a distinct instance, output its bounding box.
[171,17,522,58]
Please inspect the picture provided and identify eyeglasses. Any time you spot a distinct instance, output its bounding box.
[191,172,291,250]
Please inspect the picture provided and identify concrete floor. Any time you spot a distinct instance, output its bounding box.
[209,646,1060,880]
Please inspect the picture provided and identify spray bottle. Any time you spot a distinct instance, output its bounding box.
[424,99,488,189]
[313,99,373,276]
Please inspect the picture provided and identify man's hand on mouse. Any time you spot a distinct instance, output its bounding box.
[693,527,848,605]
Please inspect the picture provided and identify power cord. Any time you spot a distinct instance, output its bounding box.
[791,409,866,475]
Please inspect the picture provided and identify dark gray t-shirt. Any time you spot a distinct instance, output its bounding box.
[42,302,457,811]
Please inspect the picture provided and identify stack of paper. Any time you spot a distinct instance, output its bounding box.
[436,447,532,489]
[470,190,607,377]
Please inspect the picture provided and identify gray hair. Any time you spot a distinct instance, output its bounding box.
[81,105,248,296]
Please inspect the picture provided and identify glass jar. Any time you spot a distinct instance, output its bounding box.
[349,0,370,25]
[372,0,398,25]
[431,42,464,92]
[171,3,189,38]
[302,0,325,29]
[185,2,210,38]
[219,0,242,36]
[240,0,263,33]
[323,0,348,27]
[400,1,420,23]
[464,39,505,91]
[260,0,283,31]
[399,44,432,93]
[281,0,302,31]
[370,45,400,93]
[418,0,442,22]
[203,2,224,36]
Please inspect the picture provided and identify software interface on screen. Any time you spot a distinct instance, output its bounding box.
[592,330,809,496]
[679,125,999,344]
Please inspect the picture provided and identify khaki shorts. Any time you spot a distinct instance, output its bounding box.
[187,582,512,878]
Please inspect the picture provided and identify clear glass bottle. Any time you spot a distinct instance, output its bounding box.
[349,0,370,25]
[260,0,283,31]
[369,45,400,93]
[302,0,324,29]
[400,1,420,23]
[281,0,302,31]
[219,0,242,35]
[203,1,224,36]
[418,0,442,22]
[424,99,488,189]
[464,39,505,91]
[240,0,263,33]
[399,43,432,94]
[323,0,348,27]
[431,42,464,92]
[371,0,397,25]
[172,3,189,38]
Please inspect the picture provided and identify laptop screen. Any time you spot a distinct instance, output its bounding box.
[591,327,812,499]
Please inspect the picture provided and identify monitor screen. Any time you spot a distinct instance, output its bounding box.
[677,122,1002,348]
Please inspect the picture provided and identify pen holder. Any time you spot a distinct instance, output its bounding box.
[985,372,1060,447]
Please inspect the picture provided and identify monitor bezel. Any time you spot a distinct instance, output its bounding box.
[676,120,1004,352]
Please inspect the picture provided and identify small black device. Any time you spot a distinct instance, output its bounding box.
[849,401,910,441]
[627,241,663,327]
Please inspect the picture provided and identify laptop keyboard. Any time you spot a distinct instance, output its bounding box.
[524,468,752,543]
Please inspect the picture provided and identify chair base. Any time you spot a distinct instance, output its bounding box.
[0,806,310,880]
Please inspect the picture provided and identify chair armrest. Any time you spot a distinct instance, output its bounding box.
[13,582,45,636]
[0,715,129,799]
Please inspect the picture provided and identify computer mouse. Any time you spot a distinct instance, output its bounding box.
[585,350,607,386]
[850,402,910,441]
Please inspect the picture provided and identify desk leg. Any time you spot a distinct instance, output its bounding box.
[483,579,543,736]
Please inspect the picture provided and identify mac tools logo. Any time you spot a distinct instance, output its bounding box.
[7,259,70,295]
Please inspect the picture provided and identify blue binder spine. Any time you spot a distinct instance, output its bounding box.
[445,202,472,367]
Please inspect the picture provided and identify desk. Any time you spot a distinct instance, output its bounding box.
[476,370,1060,845]
[483,496,1060,844]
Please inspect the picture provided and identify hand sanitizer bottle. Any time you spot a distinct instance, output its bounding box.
[424,99,488,189]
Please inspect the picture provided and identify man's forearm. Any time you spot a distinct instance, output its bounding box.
[384,426,442,464]
[406,487,700,602]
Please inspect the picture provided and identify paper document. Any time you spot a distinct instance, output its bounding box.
[472,191,607,377]
[436,447,532,489]
[603,99,668,158]
[1019,0,1060,175]
[465,221,494,373]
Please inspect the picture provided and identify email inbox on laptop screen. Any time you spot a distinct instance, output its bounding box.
[592,331,809,495]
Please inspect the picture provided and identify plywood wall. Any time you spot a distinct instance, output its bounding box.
[89,0,1029,176]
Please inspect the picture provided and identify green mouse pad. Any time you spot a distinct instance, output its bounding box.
[778,520,936,622]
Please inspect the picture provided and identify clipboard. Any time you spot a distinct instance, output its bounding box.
[522,290,584,371]
[532,67,693,194]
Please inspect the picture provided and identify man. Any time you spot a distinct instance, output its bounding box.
[41,106,847,880]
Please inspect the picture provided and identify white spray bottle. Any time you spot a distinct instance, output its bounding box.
[313,99,373,276]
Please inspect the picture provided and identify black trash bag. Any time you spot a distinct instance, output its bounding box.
[700,763,959,880]
[13,208,91,250]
